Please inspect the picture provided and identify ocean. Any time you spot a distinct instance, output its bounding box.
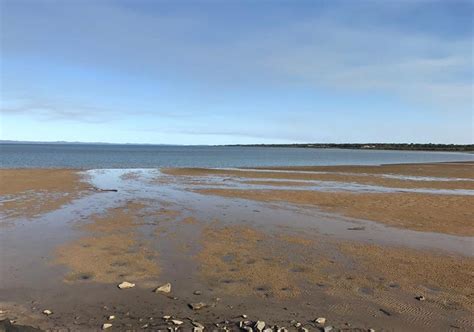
[1,143,473,168]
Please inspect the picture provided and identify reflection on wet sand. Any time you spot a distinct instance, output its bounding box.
[0,163,473,331]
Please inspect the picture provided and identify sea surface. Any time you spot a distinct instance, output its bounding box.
[0,143,472,168]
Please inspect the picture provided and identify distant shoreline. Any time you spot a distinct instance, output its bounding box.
[1,141,473,152]
[225,143,474,152]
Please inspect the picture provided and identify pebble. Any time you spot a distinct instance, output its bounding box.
[255,320,265,331]
[241,314,248,319]
[299,328,309,332]
[154,283,172,293]
[189,302,207,310]
[277,328,288,332]
[193,328,204,332]
[102,323,113,330]
[192,321,205,329]
[163,315,171,320]
[117,281,135,289]
[315,317,326,325]
[294,322,302,328]
[369,329,376,332]
[193,290,202,295]
[324,326,333,332]
[263,329,273,332]
[171,319,184,325]
[108,315,115,320]
[43,310,53,316]
[416,295,426,301]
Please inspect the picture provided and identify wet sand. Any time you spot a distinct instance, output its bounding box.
[0,169,88,220]
[0,163,473,331]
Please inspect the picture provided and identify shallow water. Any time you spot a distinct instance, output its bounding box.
[4,169,469,256]
[1,143,473,168]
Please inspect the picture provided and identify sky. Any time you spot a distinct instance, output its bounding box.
[0,0,473,145]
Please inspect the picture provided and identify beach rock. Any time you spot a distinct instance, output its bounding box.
[154,283,172,293]
[192,321,205,329]
[42,309,53,316]
[171,319,183,325]
[315,317,326,325]
[255,320,265,331]
[118,281,135,289]
[108,315,115,320]
[189,302,207,310]
[102,323,113,329]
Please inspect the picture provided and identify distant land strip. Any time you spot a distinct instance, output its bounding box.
[225,143,474,152]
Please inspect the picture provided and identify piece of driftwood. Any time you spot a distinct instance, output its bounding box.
[90,187,118,192]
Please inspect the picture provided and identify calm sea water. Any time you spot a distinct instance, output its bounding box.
[0,143,472,169]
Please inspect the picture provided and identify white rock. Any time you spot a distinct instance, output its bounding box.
[43,310,53,316]
[192,322,205,329]
[193,328,204,332]
[118,281,135,289]
[154,282,172,293]
[294,322,302,328]
[324,326,333,332]
[242,314,248,319]
[102,323,113,329]
[263,329,273,332]
[277,328,288,332]
[108,315,115,320]
[163,315,171,320]
[171,319,183,325]
[369,329,376,332]
[255,321,265,331]
[315,317,326,325]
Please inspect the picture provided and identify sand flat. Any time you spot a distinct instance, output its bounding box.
[0,169,88,220]
[195,188,474,236]
[162,162,474,190]
[1,165,473,331]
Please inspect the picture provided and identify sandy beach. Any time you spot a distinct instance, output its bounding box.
[0,162,473,331]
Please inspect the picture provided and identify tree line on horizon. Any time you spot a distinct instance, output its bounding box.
[227,143,474,152]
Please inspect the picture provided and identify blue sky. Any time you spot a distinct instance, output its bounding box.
[1,0,472,144]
